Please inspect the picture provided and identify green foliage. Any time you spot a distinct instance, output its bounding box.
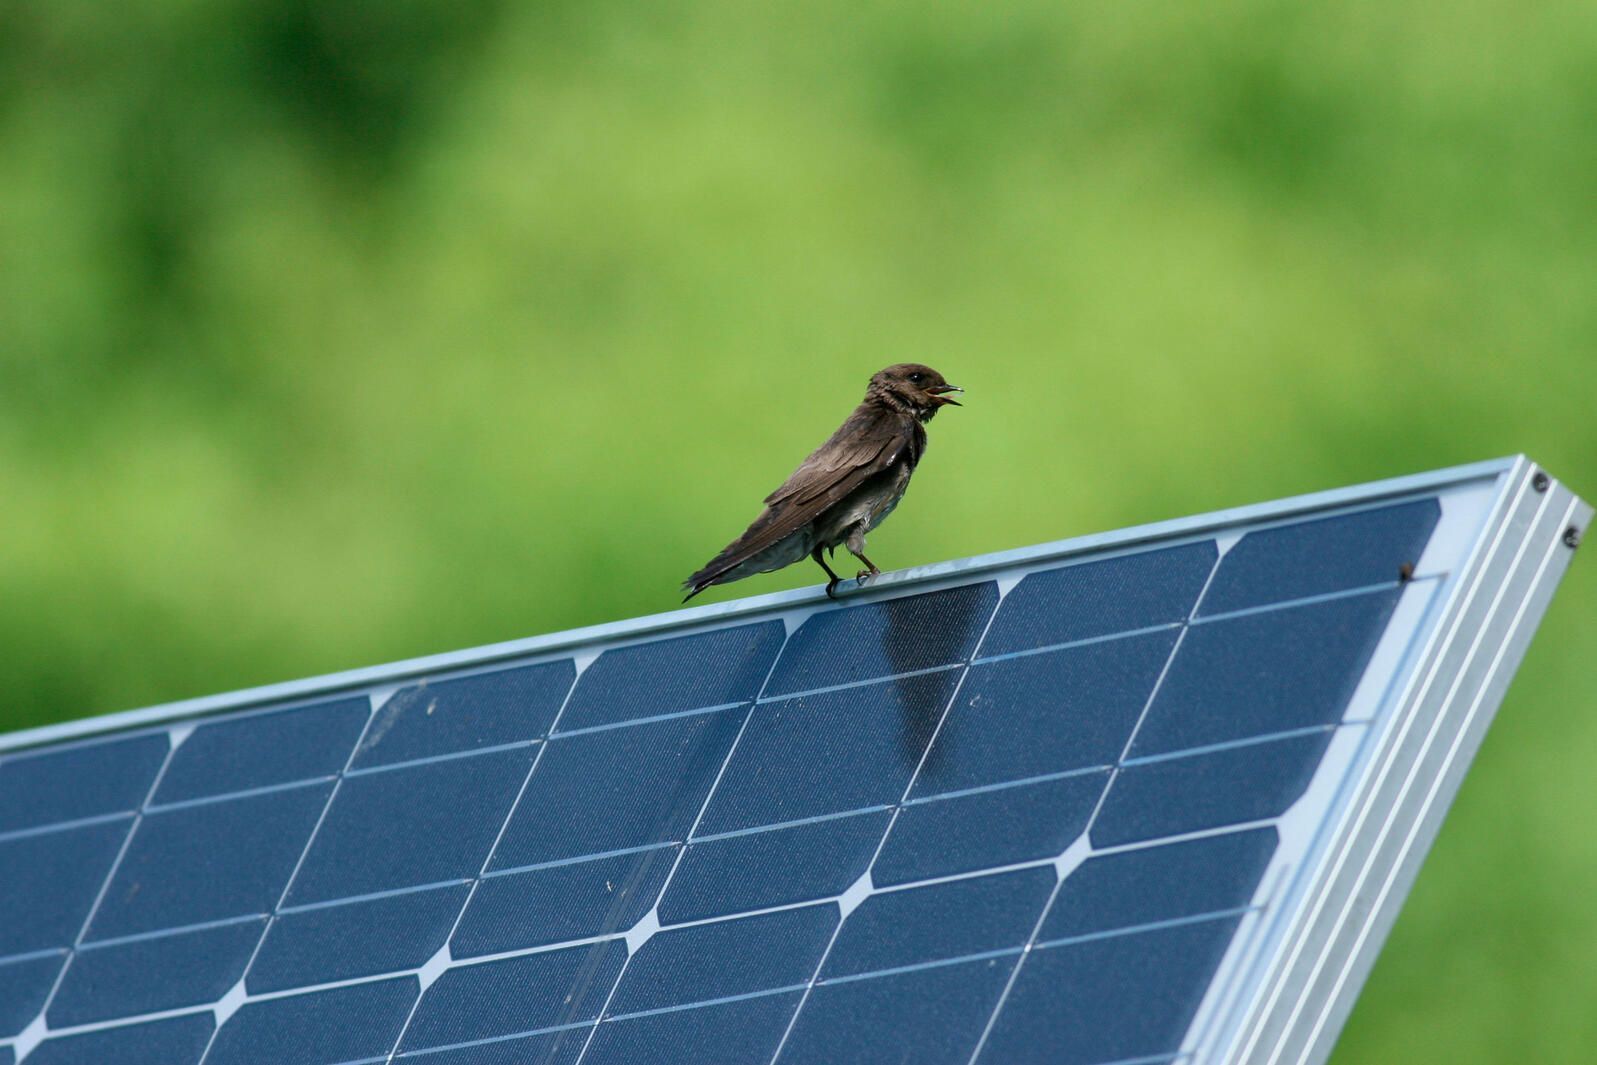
[1,0,1593,1059]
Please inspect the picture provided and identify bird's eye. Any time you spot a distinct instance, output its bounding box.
[908,372,924,383]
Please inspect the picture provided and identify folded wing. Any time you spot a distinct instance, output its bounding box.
[683,406,916,598]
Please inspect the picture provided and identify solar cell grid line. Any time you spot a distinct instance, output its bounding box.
[9,671,571,1061]
[961,535,1225,1065]
[0,732,168,835]
[559,620,797,1065]
[381,590,1009,1060]
[1113,529,1449,1064]
[760,494,1450,1065]
[586,595,1011,1063]
[762,571,1014,1064]
[15,726,185,1059]
[376,626,789,1062]
[364,622,797,1061]
[375,653,590,1064]
[0,457,1586,1065]
[753,584,1213,1060]
[190,694,381,1065]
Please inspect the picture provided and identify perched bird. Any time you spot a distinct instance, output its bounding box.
[683,363,963,601]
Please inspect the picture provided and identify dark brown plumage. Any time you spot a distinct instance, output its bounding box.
[683,364,962,601]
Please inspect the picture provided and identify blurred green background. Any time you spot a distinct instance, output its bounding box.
[2,0,1593,1059]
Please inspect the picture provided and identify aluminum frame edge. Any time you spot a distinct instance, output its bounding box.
[1220,457,1590,1065]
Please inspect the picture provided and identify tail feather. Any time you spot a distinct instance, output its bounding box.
[682,511,787,601]
[681,540,749,602]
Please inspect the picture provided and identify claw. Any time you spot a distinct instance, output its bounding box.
[856,569,875,585]
[825,578,841,599]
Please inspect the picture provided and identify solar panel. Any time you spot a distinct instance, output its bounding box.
[0,456,1585,1065]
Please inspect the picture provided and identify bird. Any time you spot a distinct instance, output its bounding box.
[682,363,963,602]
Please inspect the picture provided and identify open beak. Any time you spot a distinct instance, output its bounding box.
[929,384,963,407]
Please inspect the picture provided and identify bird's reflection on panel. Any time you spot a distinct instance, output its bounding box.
[879,588,987,778]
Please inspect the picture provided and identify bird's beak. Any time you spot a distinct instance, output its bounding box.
[929,384,963,406]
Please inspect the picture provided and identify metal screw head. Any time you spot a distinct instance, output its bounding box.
[1532,471,1551,493]
[1565,526,1582,549]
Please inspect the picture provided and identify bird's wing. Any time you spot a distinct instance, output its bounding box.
[764,404,919,508]
[684,405,919,592]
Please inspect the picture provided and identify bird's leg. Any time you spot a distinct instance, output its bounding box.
[845,529,881,585]
[852,552,882,583]
[811,546,843,599]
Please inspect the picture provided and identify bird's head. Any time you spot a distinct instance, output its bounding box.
[868,363,963,422]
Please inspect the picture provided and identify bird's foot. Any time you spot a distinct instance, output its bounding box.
[855,567,879,585]
[825,577,841,600]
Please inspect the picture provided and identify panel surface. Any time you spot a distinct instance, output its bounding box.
[0,460,1583,1065]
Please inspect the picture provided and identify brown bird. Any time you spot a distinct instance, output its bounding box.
[683,363,963,601]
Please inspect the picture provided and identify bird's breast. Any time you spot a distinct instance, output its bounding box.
[863,461,914,530]
[816,460,914,544]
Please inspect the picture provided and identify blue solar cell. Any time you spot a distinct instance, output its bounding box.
[288,749,532,906]
[395,1031,586,1064]
[559,621,785,732]
[453,848,676,958]
[251,884,469,992]
[978,917,1243,1065]
[661,810,890,923]
[876,773,1104,886]
[207,976,418,1065]
[1,821,130,955]
[979,542,1218,656]
[1043,827,1278,941]
[155,697,369,803]
[764,583,998,696]
[50,918,263,1027]
[89,784,330,941]
[587,992,802,1065]
[354,661,575,769]
[1132,591,1400,757]
[823,868,1054,978]
[610,905,837,1014]
[25,1013,214,1065]
[1093,731,1334,848]
[401,941,627,1052]
[698,671,961,836]
[0,1046,10,1065]
[0,733,167,834]
[912,631,1177,797]
[1199,498,1440,616]
[490,709,745,872]
[781,955,1014,1065]
[0,953,62,1036]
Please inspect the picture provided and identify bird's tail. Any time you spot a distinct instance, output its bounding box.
[682,506,794,602]
[681,556,733,602]
[681,527,766,602]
